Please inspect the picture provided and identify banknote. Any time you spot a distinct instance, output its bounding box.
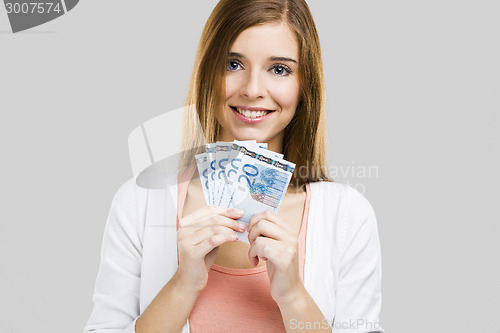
[227,147,294,213]
[221,145,283,207]
[195,140,295,244]
[220,141,273,207]
[205,143,217,205]
[195,152,210,204]
[214,142,233,206]
[228,151,294,243]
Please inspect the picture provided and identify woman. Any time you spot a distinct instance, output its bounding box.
[84,1,383,332]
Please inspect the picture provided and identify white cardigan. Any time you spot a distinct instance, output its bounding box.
[84,175,384,333]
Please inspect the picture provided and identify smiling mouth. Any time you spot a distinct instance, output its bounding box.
[230,106,273,118]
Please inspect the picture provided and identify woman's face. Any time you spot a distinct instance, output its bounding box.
[216,22,300,153]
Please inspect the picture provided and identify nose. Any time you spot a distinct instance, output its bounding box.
[240,70,265,100]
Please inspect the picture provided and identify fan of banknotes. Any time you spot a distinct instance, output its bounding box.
[195,140,296,243]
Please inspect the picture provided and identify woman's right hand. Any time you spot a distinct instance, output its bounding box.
[173,206,246,293]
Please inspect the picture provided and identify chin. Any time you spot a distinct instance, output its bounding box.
[232,129,269,142]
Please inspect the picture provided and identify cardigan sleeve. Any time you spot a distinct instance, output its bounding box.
[332,185,384,333]
[84,178,145,333]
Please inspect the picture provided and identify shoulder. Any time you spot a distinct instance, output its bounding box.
[110,170,181,230]
[112,176,146,202]
[109,176,157,217]
[309,180,348,197]
[309,181,375,218]
[308,181,378,250]
[105,177,150,232]
[111,166,180,207]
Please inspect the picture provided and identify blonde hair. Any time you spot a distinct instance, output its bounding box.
[181,0,333,186]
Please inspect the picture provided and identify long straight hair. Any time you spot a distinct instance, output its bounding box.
[181,0,333,186]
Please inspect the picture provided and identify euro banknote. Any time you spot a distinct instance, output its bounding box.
[195,140,295,244]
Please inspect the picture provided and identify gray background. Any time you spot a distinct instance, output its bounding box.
[1,1,499,332]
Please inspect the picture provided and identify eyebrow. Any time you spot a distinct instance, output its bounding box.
[229,52,297,63]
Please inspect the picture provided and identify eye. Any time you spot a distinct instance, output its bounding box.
[270,64,292,76]
[227,60,242,71]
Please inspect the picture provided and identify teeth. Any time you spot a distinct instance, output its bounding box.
[236,107,270,118]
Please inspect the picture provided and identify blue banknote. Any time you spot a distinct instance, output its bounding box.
[195,140,294,244]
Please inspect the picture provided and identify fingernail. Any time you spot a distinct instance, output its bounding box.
[230,208,244,215]
[231,233,238,240]
[238,222,246,230]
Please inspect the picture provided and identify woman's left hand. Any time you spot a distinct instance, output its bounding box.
[247,210,305,306]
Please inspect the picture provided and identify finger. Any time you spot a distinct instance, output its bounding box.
[247,219,290,244]
[189,224,238,246]
[178,214,246,236]
[247,210,282,235]
[196,232,239,257]
[180,205,244,227]
[248,236,279,266]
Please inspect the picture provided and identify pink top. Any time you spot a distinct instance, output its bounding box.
[176,167,311,332]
